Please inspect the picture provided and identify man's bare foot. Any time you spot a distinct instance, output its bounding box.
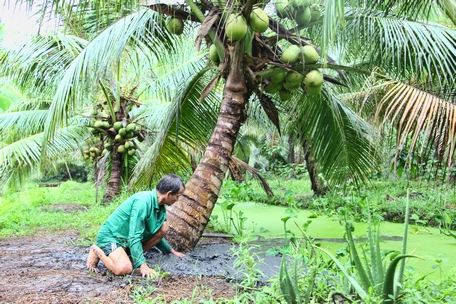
[86,245,102,273]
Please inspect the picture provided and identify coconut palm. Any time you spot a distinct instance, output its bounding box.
[0,17,216,202]
[2,0,456,252]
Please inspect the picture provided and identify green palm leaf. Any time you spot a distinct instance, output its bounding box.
[286,86,378,186]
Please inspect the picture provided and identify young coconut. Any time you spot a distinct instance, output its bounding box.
[250,8,269,33]
[275,0,292,18]
[291,0,310,9]
[166,18,184,35]
[209,44,220,64]
[279,88,293,101]
[113,121,123,131]
[263,82,282,94]
[225,14,248,41]
[281,44,302,63]
[270,68,288,83]
[306,85,322,95]
[283,81,301,91]
[304,70,324,95]
[301,45,319,63]
[294,6,312,27]
[284,70,305,84]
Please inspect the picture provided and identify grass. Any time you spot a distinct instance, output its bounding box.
[0,181,129,244]
[1,177,456,302]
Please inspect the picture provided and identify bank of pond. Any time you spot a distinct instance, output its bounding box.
[211,202,456,282]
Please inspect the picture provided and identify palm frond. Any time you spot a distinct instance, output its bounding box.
[374,79,456,171]
[0,32,86,97]
[0,110,48,141]
[130,64,221,189]
[361,0,455,23]
[286,86,378,187]
[42,9,174,150]
[320,0,345,60]
[0,125,88,190]
[338,8,456,92]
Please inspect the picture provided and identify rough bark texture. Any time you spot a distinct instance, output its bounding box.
[288,133,295,164]
[166,44,248,252]
[229,159,245,183]
[305,149,327,196]
[102,149,123,204]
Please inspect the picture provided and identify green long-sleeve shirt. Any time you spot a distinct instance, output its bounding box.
[96,190,172,268]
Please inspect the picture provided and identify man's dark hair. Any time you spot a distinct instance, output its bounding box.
[156,174,185,194]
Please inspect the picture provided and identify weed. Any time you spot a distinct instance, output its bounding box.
[230,240,265,289]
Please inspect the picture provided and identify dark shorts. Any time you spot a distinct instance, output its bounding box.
[102,243,131,256]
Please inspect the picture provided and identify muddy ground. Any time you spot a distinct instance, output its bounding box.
[0,230,284,303]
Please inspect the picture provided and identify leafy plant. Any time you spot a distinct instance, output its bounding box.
[279,254,302,304]
[317,194,422,303]
[230,240,265,289]
[436,212,456,239]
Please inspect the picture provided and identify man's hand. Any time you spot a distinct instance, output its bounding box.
[139,263,157,278]
[170,249,185,258]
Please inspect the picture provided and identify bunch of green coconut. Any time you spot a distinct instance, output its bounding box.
[85,109,141,161]
[263,44,324,99]
[208,6,270,64]
[275,0,322,28]
[82,146,102,162]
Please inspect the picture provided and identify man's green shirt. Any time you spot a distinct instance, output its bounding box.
[96,190,172,268]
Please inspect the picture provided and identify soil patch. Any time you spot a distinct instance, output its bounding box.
[0,232,282,303]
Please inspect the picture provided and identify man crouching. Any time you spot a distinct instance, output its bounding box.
[86,174,185,278]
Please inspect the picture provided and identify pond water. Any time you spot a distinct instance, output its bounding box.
[211,202,456,281]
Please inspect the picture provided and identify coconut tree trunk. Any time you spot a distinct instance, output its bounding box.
[102,148,123,204]
[288,133,295,164]
[166,43,248,252]
[305,147,327,196]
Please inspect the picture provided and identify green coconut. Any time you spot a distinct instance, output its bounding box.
[250,8,269,33]
[284,71,305,83]
[118,128,127,137]
[94,120,104,128]
[310,6,321,21]
[306,84,322,95]
[264,82,282,94]
[279,88,293,101]
[117,145,126,154]
[126,123,137,133]
[101,121,110,129]
[166,18,184,35]
[304,70,324,88]
[283,81,300,91]
[113,121,123,131]
[124,140,133,149]
[209,44,219,64]
[301,45,319,63]
[270,68,287,83]
[115,134,123,142]
[128,149,136,156]
[275,0,292,18]
[281,45,302,63]
[294,6,312,27]
[291,0,310,9]
[225,14,248,41]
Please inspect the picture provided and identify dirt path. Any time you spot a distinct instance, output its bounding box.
[0,232,282,303]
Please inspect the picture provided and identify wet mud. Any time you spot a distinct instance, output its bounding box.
[0,232,283,303]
